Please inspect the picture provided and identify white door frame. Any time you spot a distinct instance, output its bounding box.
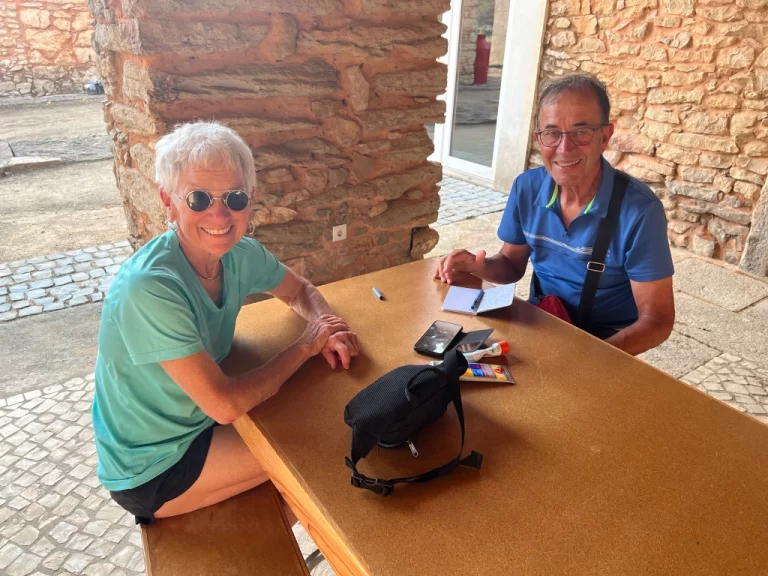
[430,0,549,193]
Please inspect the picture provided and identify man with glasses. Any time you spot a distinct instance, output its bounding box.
[435,74,675,355]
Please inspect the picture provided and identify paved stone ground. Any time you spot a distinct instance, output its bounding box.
[0,377,332,576]
[0,242,133,323]
[437,177,508,226]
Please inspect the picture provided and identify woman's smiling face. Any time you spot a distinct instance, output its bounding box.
[167,165,251,259]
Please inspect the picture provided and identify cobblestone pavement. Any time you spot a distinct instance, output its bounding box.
[0,376,327,576]
[681,354,768,424]
[437,177,508,226]
[0,242,133,323]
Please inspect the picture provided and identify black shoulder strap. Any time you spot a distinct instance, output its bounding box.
[345,351,482,496]
[577,171,629,331]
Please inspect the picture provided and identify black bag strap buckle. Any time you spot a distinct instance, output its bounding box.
[586,261,606,273]
[346,456,395,496]
[351,473,394,496]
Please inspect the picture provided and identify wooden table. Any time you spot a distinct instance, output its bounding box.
[229,259,768,576]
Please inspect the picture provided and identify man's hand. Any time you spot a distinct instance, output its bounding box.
[434,249,487,284]
[297,314,349,357]
[321,331,360,369]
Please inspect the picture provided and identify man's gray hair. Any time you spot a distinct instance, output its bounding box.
[536,74,611,126]
[154,122,256,194]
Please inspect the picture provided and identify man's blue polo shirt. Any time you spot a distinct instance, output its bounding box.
[498,157,674,329]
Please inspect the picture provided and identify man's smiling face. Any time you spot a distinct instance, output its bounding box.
[536,89,614,190]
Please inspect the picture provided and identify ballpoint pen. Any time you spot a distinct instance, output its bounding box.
[470,289,484,311]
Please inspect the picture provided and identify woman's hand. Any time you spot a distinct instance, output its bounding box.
[321,331,360,369]
[298,314,349,357]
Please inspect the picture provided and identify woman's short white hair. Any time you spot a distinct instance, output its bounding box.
[154,121,256,194]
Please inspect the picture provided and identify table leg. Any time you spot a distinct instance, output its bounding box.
[234,415,372,576]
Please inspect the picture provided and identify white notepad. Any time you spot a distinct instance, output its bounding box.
[441,284,515,316]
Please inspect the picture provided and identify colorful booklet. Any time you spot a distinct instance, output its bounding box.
[460,363,515,384]
[441,284,515,316]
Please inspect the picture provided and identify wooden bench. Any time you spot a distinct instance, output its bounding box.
[141,481,310,576]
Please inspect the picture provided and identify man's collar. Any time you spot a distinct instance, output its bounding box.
[536,156,615,218]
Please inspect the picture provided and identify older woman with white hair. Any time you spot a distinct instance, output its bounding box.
[92,122,359,525]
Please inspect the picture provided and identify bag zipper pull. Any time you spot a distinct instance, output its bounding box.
[406,440,419,458]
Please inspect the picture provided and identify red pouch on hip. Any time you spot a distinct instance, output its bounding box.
[535,295,573,324]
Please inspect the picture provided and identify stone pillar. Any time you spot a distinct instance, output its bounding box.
[489,0,509,67]
[87,0,448,285]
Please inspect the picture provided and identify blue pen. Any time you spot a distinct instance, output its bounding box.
[470,289,484,311]
[372,287,384,300]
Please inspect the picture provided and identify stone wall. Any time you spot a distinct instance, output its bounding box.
[0,0,97,97]
[88,0,447,285]
[532,0,768,274]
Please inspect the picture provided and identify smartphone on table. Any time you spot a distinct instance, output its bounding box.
[413,320,463,358]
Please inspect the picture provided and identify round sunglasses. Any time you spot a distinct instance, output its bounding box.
[178,189,251,212]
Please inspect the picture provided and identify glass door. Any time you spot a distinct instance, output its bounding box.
[430,0,547,193]
[431,0,507,185]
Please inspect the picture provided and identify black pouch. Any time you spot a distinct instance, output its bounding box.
[343,350,483,496]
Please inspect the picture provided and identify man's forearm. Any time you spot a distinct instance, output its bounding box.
[605,316,673,356]
[477,253,527,285]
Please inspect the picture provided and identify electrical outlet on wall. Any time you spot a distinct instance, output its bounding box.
[332,224,347,242]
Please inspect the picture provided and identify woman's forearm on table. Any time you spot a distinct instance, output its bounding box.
[224,340,311,421]
[288,280,335,321]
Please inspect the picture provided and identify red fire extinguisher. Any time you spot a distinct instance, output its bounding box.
[474,34,490,85]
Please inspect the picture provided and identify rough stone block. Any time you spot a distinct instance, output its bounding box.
[648,87,704,104]
[699,5,745,23]
[344,66,370,112]
[645,107,679,124]
[24,28,70,52]
[730,167,764,186]
[97,20,269,56]
[662,0,694,15]
[656,143,698,165]
[668,181,719,202]
[700,152,733,169]
[358,102,445,133]
[122,0,344,17]
[118,167,164,225]
[710,204,752,226]
[615,70,646,93]
[610,131,655,155]
[682,112,728,135]
[147,60,339,102]
[300,26,446,61]
[669,133,739,154]
[108,104,161,137]
[680,166,717,184]
[741,181,768,276]
[372,66,447,96]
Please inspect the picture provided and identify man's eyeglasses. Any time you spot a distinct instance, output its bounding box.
[176,190,251,212]
[536,125,608,148]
